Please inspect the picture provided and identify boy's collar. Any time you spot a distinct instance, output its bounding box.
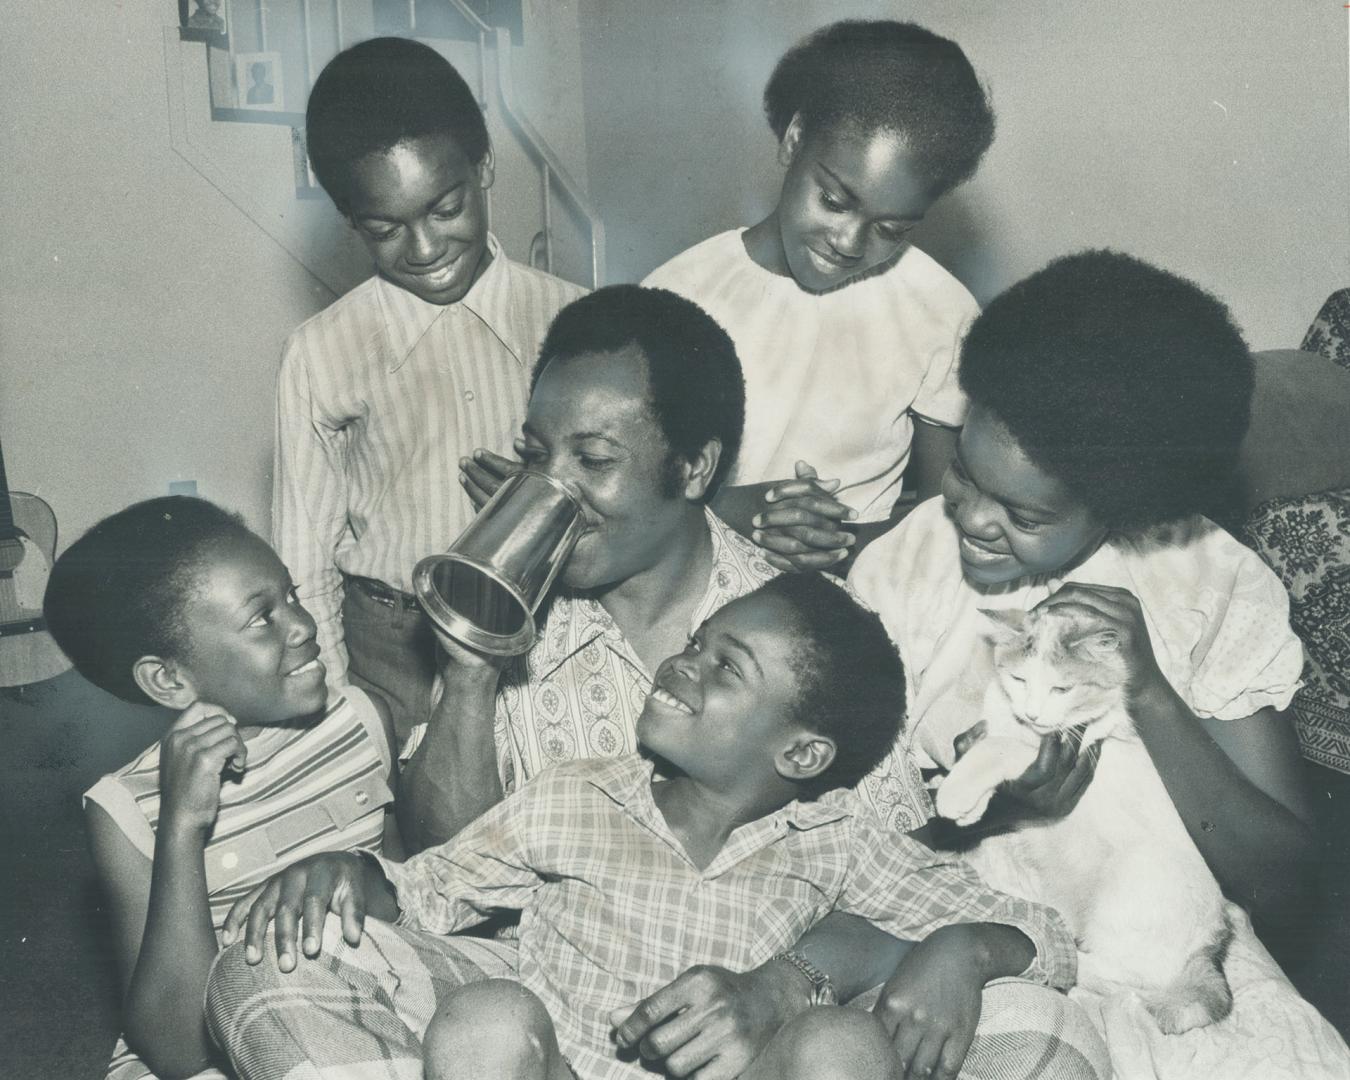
[375,233,523,372]
[584,753,855,833]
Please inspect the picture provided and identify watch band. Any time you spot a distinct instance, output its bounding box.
[772,950,838,1007]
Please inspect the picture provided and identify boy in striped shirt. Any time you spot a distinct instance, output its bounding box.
[210,574,1086,1080]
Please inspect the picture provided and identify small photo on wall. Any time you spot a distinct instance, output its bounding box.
[235,52,284,112]
[179,0,227,42]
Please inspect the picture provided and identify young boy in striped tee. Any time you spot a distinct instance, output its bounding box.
[44,496,401,1080]
[208,575,1088,1080]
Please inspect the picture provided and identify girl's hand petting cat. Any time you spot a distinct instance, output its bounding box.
[873,925,986,1080]
[952,720,1094,821]
[1038,582,1167,701]
[999,727,1095,819]
[158,702,247,838]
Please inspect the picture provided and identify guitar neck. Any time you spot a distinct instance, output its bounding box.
[0,434,17,542]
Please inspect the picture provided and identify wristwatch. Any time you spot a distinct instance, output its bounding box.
[772,950,838,1007]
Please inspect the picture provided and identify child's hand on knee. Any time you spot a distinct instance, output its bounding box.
[610,962,803,1079]
[871,925,989,1080]
[220,851,396,972]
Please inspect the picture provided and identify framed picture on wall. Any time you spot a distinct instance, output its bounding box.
[234,52,284,113]
[178,0,227,43]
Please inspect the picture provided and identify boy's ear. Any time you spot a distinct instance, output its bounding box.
[680,438,722,502]
[132,655,197,711]
[778,112,806,167]
[776,730,837,784]
[477,145,495,191]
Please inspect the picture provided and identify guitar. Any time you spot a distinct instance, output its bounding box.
[0,435,72,686]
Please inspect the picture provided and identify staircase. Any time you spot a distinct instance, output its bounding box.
[172,0,604,292]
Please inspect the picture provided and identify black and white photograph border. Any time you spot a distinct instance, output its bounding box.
[1,3,1348,1078]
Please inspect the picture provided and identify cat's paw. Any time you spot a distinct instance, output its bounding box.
[1144,993,1230,1035]
[934,776,996,826]
[1140,950,1233,1034]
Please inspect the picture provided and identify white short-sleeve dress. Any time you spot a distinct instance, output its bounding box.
[849,497,1350,1078]
[644,231,978,523]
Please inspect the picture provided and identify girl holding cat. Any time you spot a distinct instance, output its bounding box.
[848,250,1350,1077]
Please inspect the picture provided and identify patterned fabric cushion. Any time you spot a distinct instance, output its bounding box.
[1301,289,1350,370]
[1241,488,1350,773]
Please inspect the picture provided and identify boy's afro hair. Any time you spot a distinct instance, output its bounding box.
[306,37,488,215]
[755,573,905,798]
[43,496,255,704]
[959,249,1254,531]
[764,19,994,197]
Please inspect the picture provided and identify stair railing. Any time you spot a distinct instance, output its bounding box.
[438,0,605,286]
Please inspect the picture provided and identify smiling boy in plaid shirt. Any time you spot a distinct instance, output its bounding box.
[207,574,1083,1080]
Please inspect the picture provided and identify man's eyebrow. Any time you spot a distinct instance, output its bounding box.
[570,431,624,446]
[720,633,764,679]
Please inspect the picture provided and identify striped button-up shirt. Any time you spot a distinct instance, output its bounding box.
[273,237,586,689]
[382,753,1077,1080]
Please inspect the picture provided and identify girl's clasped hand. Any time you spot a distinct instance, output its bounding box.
[751,460,857,572]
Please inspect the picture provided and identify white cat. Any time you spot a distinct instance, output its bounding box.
[933,605,1233,1034]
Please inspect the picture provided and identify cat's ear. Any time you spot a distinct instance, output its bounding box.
[979,608,1027,643]
[1067,628,1121,661]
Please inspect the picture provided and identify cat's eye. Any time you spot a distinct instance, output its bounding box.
[1008,674,1026,684]
[1050,686,1069,695]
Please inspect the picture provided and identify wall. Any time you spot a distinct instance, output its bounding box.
[578,1,1350,351]
[2,3,319,541]
[0,0,590,546]
[3,1,1346,546]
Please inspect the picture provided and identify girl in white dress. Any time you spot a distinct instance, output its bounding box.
[849,250,1350,1078]
[645,19,993,574]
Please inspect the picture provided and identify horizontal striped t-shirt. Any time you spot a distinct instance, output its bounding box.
[84,688,393,933]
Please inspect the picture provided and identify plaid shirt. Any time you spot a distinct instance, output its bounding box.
[380,754,1078,1080]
